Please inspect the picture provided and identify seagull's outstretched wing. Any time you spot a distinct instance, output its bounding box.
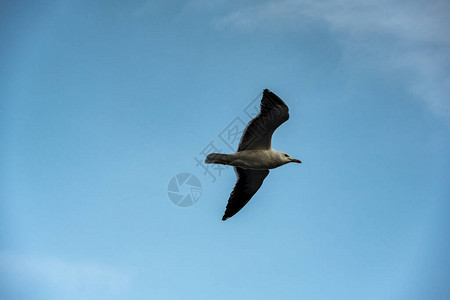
[222,167,269,221]
[238,89,289,151]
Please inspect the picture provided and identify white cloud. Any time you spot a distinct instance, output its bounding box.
[1,253,131,298]
[214,0,450,118]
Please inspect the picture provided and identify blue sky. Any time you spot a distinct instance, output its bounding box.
[1,0,449,299]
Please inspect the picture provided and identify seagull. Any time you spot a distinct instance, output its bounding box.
[205,89,302,221]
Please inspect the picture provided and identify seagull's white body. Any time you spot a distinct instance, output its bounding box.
[205,89,301,220]
[219,149,290,170]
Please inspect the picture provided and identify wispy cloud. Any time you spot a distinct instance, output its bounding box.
[1,253,131,298]
[213,0,450,118]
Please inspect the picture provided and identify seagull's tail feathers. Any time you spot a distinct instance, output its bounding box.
[205,153,232,165]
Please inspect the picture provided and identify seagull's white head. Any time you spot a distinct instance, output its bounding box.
[280,152,302,164]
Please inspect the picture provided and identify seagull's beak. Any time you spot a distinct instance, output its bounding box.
[291,158,302,163]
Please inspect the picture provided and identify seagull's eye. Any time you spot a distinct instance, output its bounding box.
[284,154,289,157]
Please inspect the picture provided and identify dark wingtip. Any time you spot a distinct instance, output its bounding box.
[222,215,229,221]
